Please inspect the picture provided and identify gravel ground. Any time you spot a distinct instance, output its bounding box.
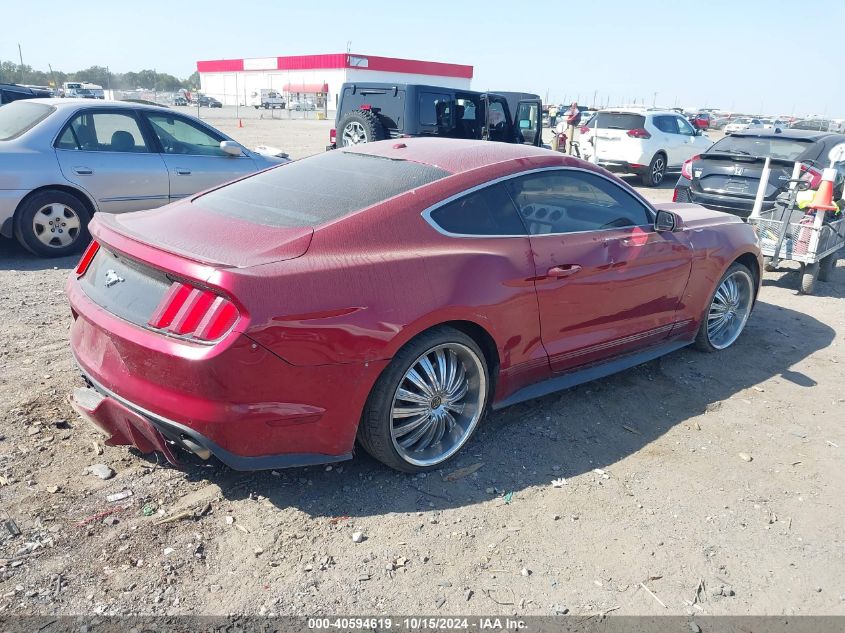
[0,118,843,617]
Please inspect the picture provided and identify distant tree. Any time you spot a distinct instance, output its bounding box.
[72,65,112,88]
[183,71,200,90]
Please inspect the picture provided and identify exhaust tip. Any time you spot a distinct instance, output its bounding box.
[180,436,212,460]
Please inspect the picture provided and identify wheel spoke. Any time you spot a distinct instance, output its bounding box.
[393,413,430,439]
[398,415,434,448]
[417,355,440,392]
[396,387,429,405]
[434,348,447,389]
[405,368,435,398]
[430,416,446,447]
[393,404,429,418]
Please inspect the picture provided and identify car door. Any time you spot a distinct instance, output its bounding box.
[652,115,683,165]
[513,100,542,146]
[675,115,710,161]
[54,108,169,213]
[505,168,693,372]
[141,112,258,200]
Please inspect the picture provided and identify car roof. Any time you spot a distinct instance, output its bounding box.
[340,137,560,175]
[597,108,680,116]
[731,128,837,141]
[22,98,170,112]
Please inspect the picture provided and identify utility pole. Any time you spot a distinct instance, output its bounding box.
[18,43,24,82]
[653,92,657,107]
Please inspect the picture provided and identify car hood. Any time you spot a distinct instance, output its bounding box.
[654,202,743,229]
[93,198,313,268]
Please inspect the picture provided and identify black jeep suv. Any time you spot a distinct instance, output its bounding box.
[329,83,543,149]
[0,83,52,105]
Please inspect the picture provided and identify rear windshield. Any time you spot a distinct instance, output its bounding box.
[589,112,645,130]
[195,150,449,227]
[0,101,54,140]
[708,135,813,160]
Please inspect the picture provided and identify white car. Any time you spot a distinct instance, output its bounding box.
[578,108,713,186]
[724,118,763,134]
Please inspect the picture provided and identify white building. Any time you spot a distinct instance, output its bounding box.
[196,53,473,110]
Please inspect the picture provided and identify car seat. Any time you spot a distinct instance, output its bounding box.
[110,131,136,152]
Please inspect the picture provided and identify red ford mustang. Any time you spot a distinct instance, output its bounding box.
[67,138,762,473]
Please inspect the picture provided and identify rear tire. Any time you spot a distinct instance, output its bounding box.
[694,262,755,352]
[357,327,489,473]
[14,189,91,258]
[818,252,838,282]
[337,109,387,147]
[801,262,819,294]
[641,152,667,187]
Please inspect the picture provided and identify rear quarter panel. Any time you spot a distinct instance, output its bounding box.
[231,162,553,400]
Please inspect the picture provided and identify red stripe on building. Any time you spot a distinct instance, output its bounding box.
[196,58,244,72]
[197,53,473,79]
[356,55,473,79]
[277,54,347,71]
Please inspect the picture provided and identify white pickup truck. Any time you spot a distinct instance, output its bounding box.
[250,89,286,109]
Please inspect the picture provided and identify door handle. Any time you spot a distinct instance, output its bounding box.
[73,167,93,175]
[547,264,582,278]
[175,169,192,175]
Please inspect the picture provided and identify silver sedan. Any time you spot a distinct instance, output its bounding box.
[0,99,288,257]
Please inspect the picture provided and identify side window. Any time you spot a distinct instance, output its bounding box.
[429,183,526,236]
[515,102,540,145]
[419,92,450,127]
[144,113,227,156]
[653,116,678,134]
[506,170,652,235]
[56,111,150,152]
[676,117,696,136]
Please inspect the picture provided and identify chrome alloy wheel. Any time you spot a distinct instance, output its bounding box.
[390,343,486,467]
[33,203,81,248]
[342,121,367,146]
[706,269,753,350]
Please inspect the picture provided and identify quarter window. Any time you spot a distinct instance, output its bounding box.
[144,113,227,156]
[419,92,451,127]
[506,170,652,235]
[429,183,526,236]
[56,111,149,152]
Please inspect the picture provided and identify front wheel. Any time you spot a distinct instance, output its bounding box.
[358,327,489,472]
[694,263,755,352]
[641,153,667,187]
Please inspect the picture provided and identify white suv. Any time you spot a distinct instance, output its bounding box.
[579,108,713,186]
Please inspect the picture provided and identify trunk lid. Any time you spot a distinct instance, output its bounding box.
[692,153,795,201]
[95,200,314,268]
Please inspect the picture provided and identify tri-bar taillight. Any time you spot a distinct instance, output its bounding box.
[148,281,239,341]
[75,240,100,276]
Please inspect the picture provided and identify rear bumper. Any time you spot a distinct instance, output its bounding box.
[675,185,767,219]
[0,190,28,239]
[66,275,388,470]
[72,373,351,470]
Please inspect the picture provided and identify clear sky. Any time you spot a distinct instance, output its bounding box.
[3,0,843,117]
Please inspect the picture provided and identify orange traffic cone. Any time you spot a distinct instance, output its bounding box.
[238,119,244,128]
[810,167,838,212]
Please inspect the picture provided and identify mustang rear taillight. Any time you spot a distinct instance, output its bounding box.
[681,155,699,180]
[626,128,652,139]
[75,240,100,276]
[148,281,239,341]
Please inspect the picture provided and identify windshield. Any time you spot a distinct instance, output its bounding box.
[195,150,449,228]
[708,135,812,160]
[0,101,54,141]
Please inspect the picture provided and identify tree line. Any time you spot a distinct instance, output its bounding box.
[0,61,199,91]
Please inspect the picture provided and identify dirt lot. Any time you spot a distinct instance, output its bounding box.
[0,117,843,617]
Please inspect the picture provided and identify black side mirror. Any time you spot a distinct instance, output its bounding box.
[655,209,677,232]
